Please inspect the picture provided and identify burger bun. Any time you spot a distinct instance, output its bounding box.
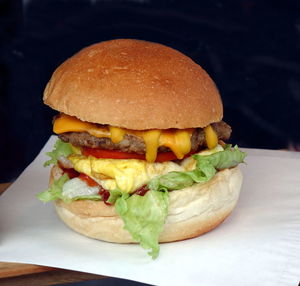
[51,165,243,243]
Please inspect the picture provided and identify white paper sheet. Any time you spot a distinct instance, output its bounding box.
[1,136,299,286]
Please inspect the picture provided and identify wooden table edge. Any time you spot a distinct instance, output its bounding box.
[0,183,56,278]
[0,183,105,282]
[0,262,56,279]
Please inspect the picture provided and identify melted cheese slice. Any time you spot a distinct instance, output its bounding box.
[53,115,111,138]
[204,125,218,149]
[53,114,218,162]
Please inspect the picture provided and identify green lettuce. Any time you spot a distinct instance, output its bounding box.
[44,139,73,167]
[115,190,169,259]
[36,175,102,203]
[106,189,123,204]
[197,144,247,170]
[148,145,246,192]
[37,174,69,202]
[70,195,102,201]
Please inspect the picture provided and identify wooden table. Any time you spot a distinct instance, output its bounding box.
[0,183,106,285]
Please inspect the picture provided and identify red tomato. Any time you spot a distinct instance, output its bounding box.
[155,152,179,162]
[82,148,145,160]
[82,148,194,162]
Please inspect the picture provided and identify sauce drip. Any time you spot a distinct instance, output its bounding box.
[98,186,111,205]
[58,162,79,179]
[133,185,149,196]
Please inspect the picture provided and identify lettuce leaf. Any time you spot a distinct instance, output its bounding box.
[107,189,123,204]
[196,144,246,170]
[36,175,102,203]
[44,139,73,167]
[148,146,246,192]
[36,174,69,202]
[70,195,102,201]
[115,190,169,259]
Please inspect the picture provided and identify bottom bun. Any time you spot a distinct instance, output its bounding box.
[52,166,243,243]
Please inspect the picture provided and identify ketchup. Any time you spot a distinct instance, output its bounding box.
[78,173,98,187]
[58,163,111,205]
[58,162,80,179]
[77,173,111,205]
[134,185,149,196]
[58,164,148,204]
[98,186,111,205]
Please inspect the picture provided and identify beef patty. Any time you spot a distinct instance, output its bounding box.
[59,121,231,154]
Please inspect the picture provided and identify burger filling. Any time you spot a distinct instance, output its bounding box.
[37,114,246,259]
[52,114,232,162]
[58,121,231,155]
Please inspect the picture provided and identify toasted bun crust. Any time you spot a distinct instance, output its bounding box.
[43,39,223,129]
[50,165,243,243]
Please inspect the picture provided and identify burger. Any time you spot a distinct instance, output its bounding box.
[37,39,246,258]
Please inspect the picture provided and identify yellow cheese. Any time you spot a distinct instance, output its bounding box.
[53,114,216,162]
[159,129,193,160]
[140,130,161,162]
[109,126,126,143]
[54,114,110,138]
[204,125,218,149]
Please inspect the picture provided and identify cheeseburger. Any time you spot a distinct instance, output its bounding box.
[37,39,246,258]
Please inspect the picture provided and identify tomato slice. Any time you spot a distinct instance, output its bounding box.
[82,148,145,160]
[155,152,179,162]
[155,151,195,162]
[82,147,194,162]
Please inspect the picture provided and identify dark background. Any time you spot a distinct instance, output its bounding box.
[1,0,300,183]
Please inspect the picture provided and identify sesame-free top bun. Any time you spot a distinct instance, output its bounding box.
[50,165,243,243]
[43,39,223,130]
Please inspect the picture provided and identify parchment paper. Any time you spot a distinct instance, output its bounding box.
[0,136,299,286]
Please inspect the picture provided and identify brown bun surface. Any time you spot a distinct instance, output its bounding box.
[43,39,223,129]
[51,165,243,243]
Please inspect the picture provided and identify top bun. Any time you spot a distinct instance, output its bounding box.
[43,39,223,130]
